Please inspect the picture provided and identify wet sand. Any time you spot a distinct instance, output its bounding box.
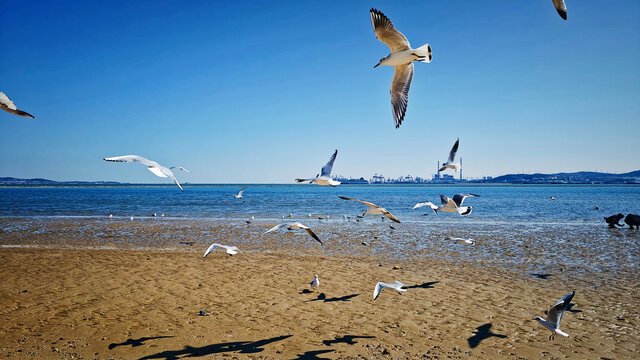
[0,241,638,359]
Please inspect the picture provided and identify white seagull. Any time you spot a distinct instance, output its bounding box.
[439,138,460,172]
[0,91,35,118]
[234,186,248,198]
[310,275,320,291]
[553,0,567,20]
[203,243,241,257]
[295,149,340,186]
[373,281,407,300]
[446,236,475,245]
[246,216,255,224]
[264,222,323,245]
[413,194,479,216]
[535,291,575,340]
[339,196,401,223]
[370,8,432,128]
[104,155,184,191]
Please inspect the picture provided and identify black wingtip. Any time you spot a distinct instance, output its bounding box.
[557,9,567,20]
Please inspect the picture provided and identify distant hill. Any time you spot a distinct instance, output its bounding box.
[474,170,640,184]
[0,177,121,185]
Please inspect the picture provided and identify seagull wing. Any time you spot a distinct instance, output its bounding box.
[447,138,459,163]
[382,209,401,223]
[0,92,17,110]
[290,222,322,245]
[390,63,413,128]
[373,282,385,300]
[104,155,158,167]
[439,195,451,205]
[339,196,379,209]
[392,281,407,291]
[547,291,575,327]
[553,0,567,20]
[264,223,287,235]
[160,167,183,191]
[320,150,338,177]
[452,193,479,207]
[413,202,431,209]
[147,166,169,178]
[203,243,222,258]
[170,166,191,173]
[238,186,248,196]
[370,8,411,52]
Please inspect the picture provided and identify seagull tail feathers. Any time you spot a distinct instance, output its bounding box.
[414,43,432,63]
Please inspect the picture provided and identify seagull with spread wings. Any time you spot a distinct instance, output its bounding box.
[295,149,340,186]
[413,193,479,216]
[373,281,407,300]
[264,222,323,245]
[339,196,401,223]
[439,138,460,172]
[203,243,241,257]
[234,186,248,198]
[0,91,35,118]
[535,291,575,340]
[103,155,184,191]
[370,8,432,128]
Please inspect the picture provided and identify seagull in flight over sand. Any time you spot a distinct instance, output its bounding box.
[234,186,248,198]
[413,194,479,216]
[0,91,35,118]
[535,291,575,340]
[370,8,432,128]
[553,0,567,20]
[203,243,241,257]
[373,281,406,300]
[439,138,460,172]
[264,222,322,245]
[310,275,320,291]
[295,149,340,186]
[339,196,401,223]
[104,155,184,191]
[446,236,475,245]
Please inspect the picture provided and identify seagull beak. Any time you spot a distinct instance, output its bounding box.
[373,62,381,68]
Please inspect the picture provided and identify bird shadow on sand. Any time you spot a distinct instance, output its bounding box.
[403,281,439,289]
[292,349,335,359]
[108,336,174,350]
[531,273,552,280]
[467,323,507,348]
[137,334,292,360]
[306,293,360,303]
[322,335,375,346]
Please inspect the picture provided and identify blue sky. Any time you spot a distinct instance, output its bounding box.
[1,0,639,183]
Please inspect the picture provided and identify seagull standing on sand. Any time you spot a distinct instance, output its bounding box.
[234,186,248,198]
[339,196,401,223]
[370,8,432,128]
[104,155,184,191]
[413,194,479,216]
[553,0,567,20]
[310,275,320,291]
[373,281,407,300]
[295,150,340,186]
[439,138,460,172]
[535,291,575,340]
[264,222,323,245]
[203,243,241,257]
[246,216,255,224]
[0,91,35,118]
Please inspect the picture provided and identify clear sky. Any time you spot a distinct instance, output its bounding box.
[1,0,639,183]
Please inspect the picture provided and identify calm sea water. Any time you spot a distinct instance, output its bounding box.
[1,185,639,276]
[0,184,638,224]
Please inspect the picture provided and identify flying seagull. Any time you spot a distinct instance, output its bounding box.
[553,0,567,20]
[339,196,401,223]
[370,8,432,128]
[535,291,575,340]
[234,186,248,198]
[413,194,479,216]
[310,274,320,291]
[373,281,406,300]
[439,138,460,172]
[295,149,340,186]
[104,155,184,191]
[203,243,241,257]
[446,236,475,245]
[264,222,323,245]
[0,91,35,118]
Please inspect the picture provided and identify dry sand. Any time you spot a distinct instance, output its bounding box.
[0,246,638,359]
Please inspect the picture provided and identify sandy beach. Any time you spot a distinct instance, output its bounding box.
[0,228,638,359]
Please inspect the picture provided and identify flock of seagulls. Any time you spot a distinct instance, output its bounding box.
[3,3,575,344]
